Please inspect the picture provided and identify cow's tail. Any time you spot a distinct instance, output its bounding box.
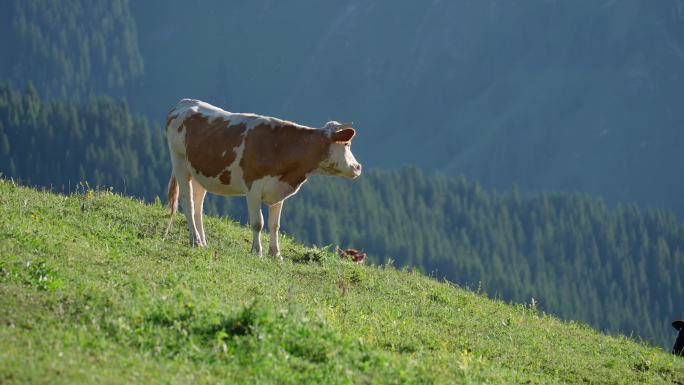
[163,174,179,240]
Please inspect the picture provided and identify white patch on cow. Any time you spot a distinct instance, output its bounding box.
[167,114,182,131]
[166,122,187,156]
[190,172,234,196]
[220,113,262,130]
[322,120,353,132]
[318,142,361,179]
[224,113,313,131]
[185,99,232,119]
[227,137,248,192]
[323,121,342,132]
[250,175,298,205]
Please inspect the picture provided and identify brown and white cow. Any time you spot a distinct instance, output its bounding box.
[163,99,362,259]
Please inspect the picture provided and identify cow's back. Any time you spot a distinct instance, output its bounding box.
[166,99,233,155]
[166,98,332,199]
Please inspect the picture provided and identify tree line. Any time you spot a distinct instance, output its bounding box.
[0,0,143,101]
[0,83,166,198]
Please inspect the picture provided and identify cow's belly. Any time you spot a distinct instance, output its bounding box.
[251,175,302,204]
[190,168,247,196]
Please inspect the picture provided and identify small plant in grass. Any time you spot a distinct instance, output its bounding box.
[292,245,334,264]
[1,259,63,291]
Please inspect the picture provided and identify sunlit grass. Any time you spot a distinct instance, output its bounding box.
[1,178,683,384]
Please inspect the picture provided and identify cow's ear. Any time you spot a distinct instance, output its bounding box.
[330,128,355,143]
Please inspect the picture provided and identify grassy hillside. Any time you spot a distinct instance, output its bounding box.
[276,169,684,349]
[1,179,683,384]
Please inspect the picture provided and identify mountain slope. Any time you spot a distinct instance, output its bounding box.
[0,0,143,100]
[1,179,683,384]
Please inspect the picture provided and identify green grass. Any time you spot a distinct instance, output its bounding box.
[1,179,683,384]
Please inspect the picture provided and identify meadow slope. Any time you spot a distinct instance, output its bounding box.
[1,179,683,384]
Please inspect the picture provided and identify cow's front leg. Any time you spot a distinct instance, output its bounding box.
[268,200,283,260]
[246,191,263,256]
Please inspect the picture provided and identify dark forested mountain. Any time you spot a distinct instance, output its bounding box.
[0,84,166,198]
[129,0,684,218]
[1,0,682,217]
[0,0,143,101]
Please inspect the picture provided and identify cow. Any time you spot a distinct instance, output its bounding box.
[673,320,684,356]
[163,99,362,259]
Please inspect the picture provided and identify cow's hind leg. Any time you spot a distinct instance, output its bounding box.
[178,174,202,247]
[246,191,263,256]
[191,179,207,247]
[268,200,283,260]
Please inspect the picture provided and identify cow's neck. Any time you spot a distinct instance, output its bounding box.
[241,124,330,193]
[277,130,330,189]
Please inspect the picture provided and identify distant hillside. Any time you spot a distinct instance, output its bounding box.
[0,84,166,198]
[129,0,684,217]
[0,0,143,100]
[2,179,684,384]
[2,0,682,213]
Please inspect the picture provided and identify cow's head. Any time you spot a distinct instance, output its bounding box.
[318,121,362,179]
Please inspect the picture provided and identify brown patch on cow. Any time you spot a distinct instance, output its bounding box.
[183,113,246,179]
[219,170,231,185]
[240,124,330,189]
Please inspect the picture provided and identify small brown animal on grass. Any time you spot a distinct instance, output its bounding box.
[338,247,366,263]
